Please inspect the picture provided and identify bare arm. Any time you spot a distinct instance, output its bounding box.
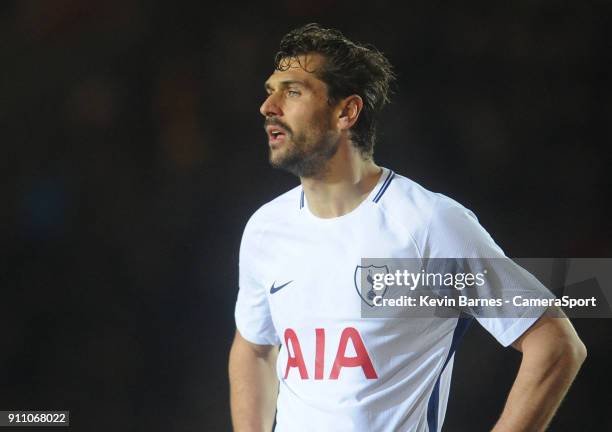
[229,330,279,432]
[492,308,586,431]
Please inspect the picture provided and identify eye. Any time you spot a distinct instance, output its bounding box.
[287,89,301,97]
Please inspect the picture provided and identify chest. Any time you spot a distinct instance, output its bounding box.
[261,220,421,325]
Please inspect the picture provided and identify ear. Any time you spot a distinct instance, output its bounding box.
[337,95,363,131]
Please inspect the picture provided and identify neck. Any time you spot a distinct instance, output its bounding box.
[300,141,382,218]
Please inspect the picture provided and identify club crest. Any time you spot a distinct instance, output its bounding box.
[354,264,390,307]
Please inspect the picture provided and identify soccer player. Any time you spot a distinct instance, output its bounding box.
[229,23,586,431]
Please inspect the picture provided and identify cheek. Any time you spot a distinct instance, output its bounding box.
[287,101,333,136]
[312,111,334,134]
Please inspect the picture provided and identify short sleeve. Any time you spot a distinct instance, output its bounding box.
[234,216,280,346]
[424,197,554,347]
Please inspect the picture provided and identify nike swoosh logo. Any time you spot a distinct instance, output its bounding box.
[270,280,293,294]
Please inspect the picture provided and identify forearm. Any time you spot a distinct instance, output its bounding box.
[492,317,586,431]
[229,333,279,432]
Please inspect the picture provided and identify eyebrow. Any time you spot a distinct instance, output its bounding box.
[264,80,309,92]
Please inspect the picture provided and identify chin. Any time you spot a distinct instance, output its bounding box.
[269,153,302,176]
[269,146,294,166]
[268,149,285,167]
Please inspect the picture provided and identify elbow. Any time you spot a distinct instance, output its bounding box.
[519,315,587,380]
[568,336,587,368]
[554,334,587,374]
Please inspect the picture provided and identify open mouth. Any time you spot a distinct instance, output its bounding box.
[266,126,288,144]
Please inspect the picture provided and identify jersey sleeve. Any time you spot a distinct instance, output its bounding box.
[423,197,554,347]
[234,215,280,346]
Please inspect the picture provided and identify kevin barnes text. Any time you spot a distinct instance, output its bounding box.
[372,295,597,309]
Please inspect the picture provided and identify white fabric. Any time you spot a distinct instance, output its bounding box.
[235,168,549,431]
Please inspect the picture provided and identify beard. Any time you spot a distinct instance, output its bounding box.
[267,119,340,178]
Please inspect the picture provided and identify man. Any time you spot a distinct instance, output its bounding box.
[229,23,586,431]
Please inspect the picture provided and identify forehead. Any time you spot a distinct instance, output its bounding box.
[264,53,327,88]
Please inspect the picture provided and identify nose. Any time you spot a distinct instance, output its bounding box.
[260,93,282,117]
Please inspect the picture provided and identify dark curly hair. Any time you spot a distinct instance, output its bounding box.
[274,23,396,159]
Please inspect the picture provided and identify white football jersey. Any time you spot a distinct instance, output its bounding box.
[235,167,549,432]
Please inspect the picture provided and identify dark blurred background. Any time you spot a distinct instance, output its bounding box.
[2,1,610,431]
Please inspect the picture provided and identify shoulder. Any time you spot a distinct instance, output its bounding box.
[377,171,472,228]
[376,170,484,251]
[241,185,302,246]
